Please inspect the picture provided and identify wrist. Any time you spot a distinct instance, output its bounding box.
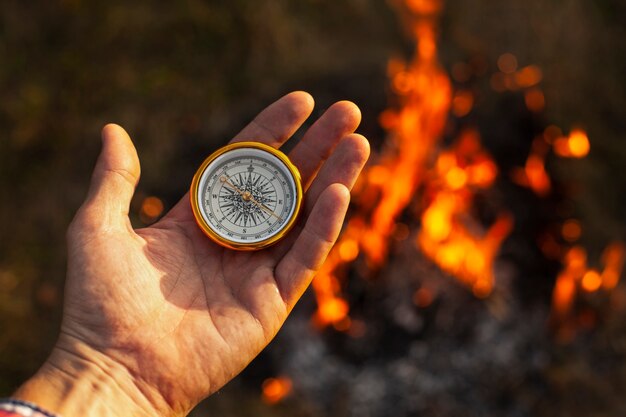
[12,336,168,417]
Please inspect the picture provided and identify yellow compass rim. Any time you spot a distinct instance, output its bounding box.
[190,141,303,251]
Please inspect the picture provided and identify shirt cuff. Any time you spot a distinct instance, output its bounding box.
[0,399,60,417]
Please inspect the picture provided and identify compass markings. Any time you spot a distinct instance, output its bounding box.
[202,155,295,240]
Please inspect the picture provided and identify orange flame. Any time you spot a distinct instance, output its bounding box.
[309,1,452,327]
[551,242,625,324]
[601,242,625,290]
[414,129,512,297]
[561,219,582,243]
[140,196,164,224]
[309,0,515,326]
[262,377,292,404]
[553,128,590,158]
[511,137,551,196]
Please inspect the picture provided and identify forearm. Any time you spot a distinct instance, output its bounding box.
[12,339,165,417]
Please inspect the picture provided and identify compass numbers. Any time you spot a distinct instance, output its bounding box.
[197,148,297,246]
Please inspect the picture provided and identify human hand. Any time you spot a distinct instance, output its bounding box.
[13,92,369,417]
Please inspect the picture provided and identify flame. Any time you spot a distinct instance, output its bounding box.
[417,129,511,298]
[511,137,551,196]
[262,377,292,404]
[601,242,625,290]
[561,219,582,242]
[552,272,576,318]
[262,0,620,402]
[307,0,608,341]
[512,126,591,197]
[515,65,543,88]
[581,270,602,292]
[452,90,474,117]
[308,0,516,326]
[497,53,518,74]
[553,128,590,158]
[140,196,164,224]
[551,242,625,324]
[566,129,590,157]
[524,88,545,112]
[309,0,452,326]
[413,287,434,307]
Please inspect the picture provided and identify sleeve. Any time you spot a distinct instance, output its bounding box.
[0,400,59,417]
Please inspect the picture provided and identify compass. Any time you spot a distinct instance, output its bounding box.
[190,141,303,250]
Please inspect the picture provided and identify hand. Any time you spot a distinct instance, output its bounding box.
[13,92,369,417]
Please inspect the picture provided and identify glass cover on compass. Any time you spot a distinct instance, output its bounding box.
[191,142,302,250]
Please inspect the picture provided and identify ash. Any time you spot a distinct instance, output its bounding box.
[269,241,551,417]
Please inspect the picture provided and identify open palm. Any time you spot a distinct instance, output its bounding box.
[55,92,369,416]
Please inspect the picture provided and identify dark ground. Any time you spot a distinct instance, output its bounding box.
[1,1,625,416]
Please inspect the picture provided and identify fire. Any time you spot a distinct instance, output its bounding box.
[551,242,625,325]
[566,129,591,157]
[140,196,164,224]
[308,0,514,327]
[491,55,545,93]
[515,65,543,88]
[497,53,518,74]
[415,129,512,297]
[304,0,617,348]
[512,126,591,197]
[309,0,452,327]
[262,377,292,404]
[511,137,551,196]
[561,219,582,242]
[553,128,590,158]
[524,88,545,112]
[581,270,602,292]
[413,287,434,307]
[452,90,474,118]
[601,243,625,290]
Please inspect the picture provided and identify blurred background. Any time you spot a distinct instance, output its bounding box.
[1,0,625,416]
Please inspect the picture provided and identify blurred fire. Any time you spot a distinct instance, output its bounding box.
[511,136,552,196]
[416,129,512,298]
[264,0,625,406]
[553,128,590,158]
[307,0,619,340]
[551,242,625,339]
[511,124,591,197]
[311,0,450,328]
[310,0,512,328]
[140,196,164,224]
[262,376,292,404]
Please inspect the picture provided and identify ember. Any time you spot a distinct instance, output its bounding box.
[139,196,164,224]
[261,376,292,404]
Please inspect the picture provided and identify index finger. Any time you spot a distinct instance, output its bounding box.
[160,91,314,224]
[230,91,314,147]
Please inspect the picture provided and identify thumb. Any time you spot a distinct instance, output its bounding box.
[77,124,141,231]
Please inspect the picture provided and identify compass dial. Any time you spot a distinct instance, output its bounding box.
[190,142,303,250]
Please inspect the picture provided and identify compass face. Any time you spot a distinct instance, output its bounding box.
[191,142,302,250]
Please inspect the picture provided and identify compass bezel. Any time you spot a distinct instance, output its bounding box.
[190,141,303,251]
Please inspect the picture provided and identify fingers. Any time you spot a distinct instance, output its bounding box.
[230,91,314,147]
[288,101,361,189]
[275,184,351,308]
[269,133,369,262]
[163,95,364,236]
[304,133,370,213]
[163,91,314,224]
[74,124,140,231]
